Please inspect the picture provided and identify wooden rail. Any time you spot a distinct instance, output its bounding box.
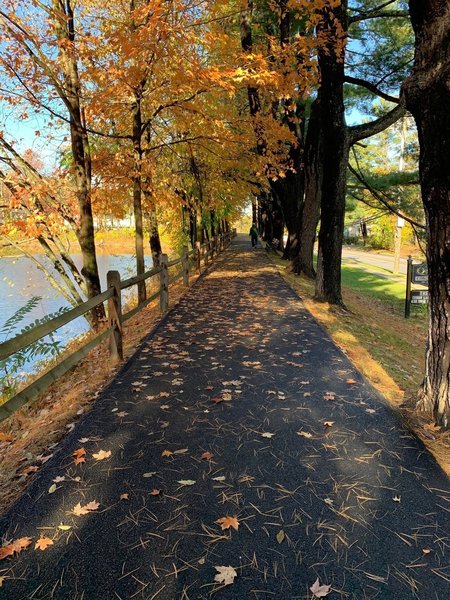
[0,230,235,422]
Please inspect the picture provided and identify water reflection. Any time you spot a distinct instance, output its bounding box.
[0,254,153,374]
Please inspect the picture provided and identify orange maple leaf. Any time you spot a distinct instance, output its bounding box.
[72,448,86,465]
[0,537,32,560]
[215,516,239,531]
[35,537,54,551]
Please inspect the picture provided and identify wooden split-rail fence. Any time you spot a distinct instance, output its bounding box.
[0,231,235,423]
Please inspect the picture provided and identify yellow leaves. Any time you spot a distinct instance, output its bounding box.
[92,450,111,461]
[215,516,239,531]
[71,501,100,516]
[35,537,54,551]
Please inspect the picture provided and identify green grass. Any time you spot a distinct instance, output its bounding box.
[341,263,428,321]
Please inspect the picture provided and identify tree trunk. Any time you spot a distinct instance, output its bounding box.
[293,97,322,277]
[403,0,450,427]
[132,88,146,303]
[52,0,104,324]
[314,2,348,305]
[143,191,162,267]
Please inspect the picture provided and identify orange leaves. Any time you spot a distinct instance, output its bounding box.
[215,516,239,531]
[0,537,32,560]
[71,501,100,516]
[73,448,86,465]
[35,537,54,551]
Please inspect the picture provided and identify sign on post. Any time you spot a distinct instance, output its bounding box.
[412,262,428,284]
[405,258,429,318]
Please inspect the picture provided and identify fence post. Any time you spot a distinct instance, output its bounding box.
[182,245,189,287]
[107,270,123,363]
[195,241,201,273]
[159,254,169,313]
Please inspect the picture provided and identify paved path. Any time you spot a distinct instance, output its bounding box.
[0,238,449,600]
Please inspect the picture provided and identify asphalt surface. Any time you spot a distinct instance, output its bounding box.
[0,237,449,600]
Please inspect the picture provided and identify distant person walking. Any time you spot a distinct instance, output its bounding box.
[249,223,259,248]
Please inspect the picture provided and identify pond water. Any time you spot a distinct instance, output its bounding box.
[0,253,153,375]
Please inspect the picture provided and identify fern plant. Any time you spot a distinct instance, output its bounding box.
[0,297,65,402]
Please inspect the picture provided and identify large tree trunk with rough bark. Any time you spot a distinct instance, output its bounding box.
[293,97,322,277]
[53,1,104,323]
[403,0,450,427]
[314,2,348,305]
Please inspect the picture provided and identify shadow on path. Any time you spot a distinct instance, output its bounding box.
[0,236,449,600]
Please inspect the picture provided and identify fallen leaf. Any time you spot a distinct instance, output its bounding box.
[143,472,156,478]
[177,479,196,486]
[48,484,57,494]
[212,476,226,481]
[173,448,188,455]
[324,498,334,506]
[150,489,161,496]
[276,530,285,544]
[423,422,441,432]
[214,565,237,586]
[422,548,432,555]
[261,432,275,438]
[310,577,331,598]
[297,431,312,439]
[116,411,128,418]
[392,495,401,502]
[365,409,376,414]
[35,537,54,551]
[323,392,335,401]
[21,465,39,476]
[120,493,129,500]
[161,450,173,457]
[71,501,100,516]
[73,448,86,465]
[201,451,213,460]
[52,476,65,483]
[0,576,4,586]
[0,537,32,560]
[57,524,71,531]
[92,450,111,461]
[323,421,334,427]
[216,516,239,531]
[346,378,357,385]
